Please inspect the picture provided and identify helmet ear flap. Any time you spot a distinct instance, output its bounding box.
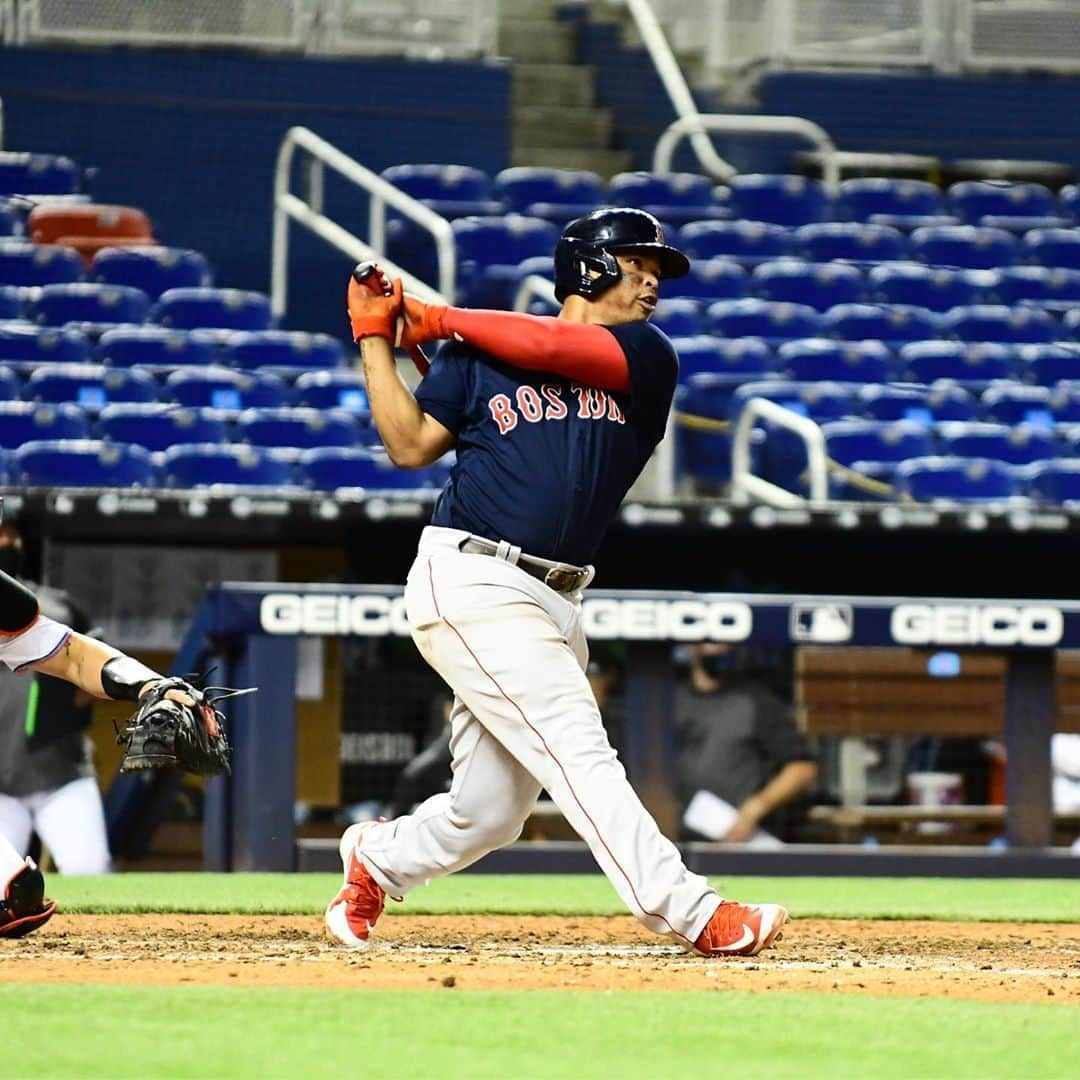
[554,242,622,302]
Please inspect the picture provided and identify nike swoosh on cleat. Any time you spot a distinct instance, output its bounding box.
[710,924,756,953]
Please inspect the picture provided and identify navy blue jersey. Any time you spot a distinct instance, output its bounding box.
[414,320,678,566]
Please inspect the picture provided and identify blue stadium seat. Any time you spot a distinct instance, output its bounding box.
[979,384,1054,427]
[895,455,1020,502]
[0,152,79,196]
[236,407,361,450]
[30,283,151,327]
[776,338,892,383]
[161,443,294,488]
[0,366,16,400]
[152,287,273,331]
[292,370,370,416]
[866,263,983,312]
[1022,227,1080,270]
[676,220,792,264]
[935,421,1058,465]
[0,242,82,286]
[0,200,21,237]
[650,298,702,338]
[381,163,501,218]
[607,171,724,224]
[941,304,1059,344]
[898,340,1016,385]
[1049,383,1080,423]
[947,180,1069,232]
[0,322,90,366]
[674,377,743,486]
[0,286,22,319]
[90,246,211,299]
[0,401,89,449]
[704,298,822,344]
[823,302,941,345]
[494,167,605,218]
[910,225,1018,269]
[97,402,228,453]
[822,419,934,467]
[669,258,747,301]
[1063,309,1080,341]
[991,267,1080,313]
[13,438,154,488]
[1015,343,1080,386]
[299,446,434,491]
[466,254,553,310]
[221,330,345,372]
[670,335,772,380]
[1058,184,1080,220]
[836,178,953,230]
[1025,460,1080,506]
[452,215,560,295]
[859,382,977,422]
[729,379,858,422]
[23,364,157,410]
[751,260,865,311]
[793,221,907,265]
[726,174,830,226]
[94,326,218,369]
[163,367,288,410]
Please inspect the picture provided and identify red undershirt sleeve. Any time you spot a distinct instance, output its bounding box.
[439,308,630,392]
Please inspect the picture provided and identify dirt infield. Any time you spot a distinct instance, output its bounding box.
[4,914,1079,1003]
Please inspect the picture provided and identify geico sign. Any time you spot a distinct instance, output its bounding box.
[890,604,1063,647]
[260,593,410,636]
[582,598,752,641]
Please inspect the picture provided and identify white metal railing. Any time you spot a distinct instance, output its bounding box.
[271,126,450,325]
[512,274,557,314]
[625,0,735,181]
[16,0,309,49]
[653,113,841,192]
[731,398,829,507]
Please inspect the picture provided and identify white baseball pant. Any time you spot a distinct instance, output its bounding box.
[355,526,720,948]
[0,777,112,874]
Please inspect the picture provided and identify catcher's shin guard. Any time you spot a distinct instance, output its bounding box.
[0,858,57,938]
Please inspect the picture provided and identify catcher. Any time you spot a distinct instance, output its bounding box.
[0,553,235,938]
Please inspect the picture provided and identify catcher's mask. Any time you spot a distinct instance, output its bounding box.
[553,207,691,303]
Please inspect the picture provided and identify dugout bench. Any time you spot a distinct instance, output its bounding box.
[106,584,1080,874]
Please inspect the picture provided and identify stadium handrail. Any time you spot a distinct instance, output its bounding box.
[271,126,451,325]
[730,396,829,506]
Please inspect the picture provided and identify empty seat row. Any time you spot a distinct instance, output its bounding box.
[0,284,275,331]
[0,323,347,373]
[0,439,447,492]
[0,365,366,414]
[0,241,212,296]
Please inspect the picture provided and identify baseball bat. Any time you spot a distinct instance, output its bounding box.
[351,261,430,376]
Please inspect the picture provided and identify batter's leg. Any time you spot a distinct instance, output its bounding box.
[0,795,33,864]
[353,696,542,897]
[409,557,720,949]
[33,777,112,875]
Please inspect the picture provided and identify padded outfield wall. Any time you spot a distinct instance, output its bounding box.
[0,47,510,337]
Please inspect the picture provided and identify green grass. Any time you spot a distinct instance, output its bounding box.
[49,873,1080,922]
[9,985,1075,1080]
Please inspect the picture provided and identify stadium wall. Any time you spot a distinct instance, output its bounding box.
[0,47,510,337]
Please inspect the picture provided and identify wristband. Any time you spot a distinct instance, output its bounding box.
[101,655,161,702]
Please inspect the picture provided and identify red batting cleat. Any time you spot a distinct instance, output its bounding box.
[0,858,57,939]
[325,822,386,950]
[693,900,788,957]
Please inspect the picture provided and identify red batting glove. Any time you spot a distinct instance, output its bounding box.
[399,293,449,350]
[347,269,403,343]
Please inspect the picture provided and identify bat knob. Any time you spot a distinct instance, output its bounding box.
[352,261,377,284]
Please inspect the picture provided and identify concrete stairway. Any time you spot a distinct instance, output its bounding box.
[498,0,631,177]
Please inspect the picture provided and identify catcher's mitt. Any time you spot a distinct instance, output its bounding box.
[115,673,252,776]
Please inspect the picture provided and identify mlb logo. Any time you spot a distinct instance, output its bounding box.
[790,603,853,643]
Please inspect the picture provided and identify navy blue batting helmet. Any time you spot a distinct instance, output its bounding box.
[553,207,690,303]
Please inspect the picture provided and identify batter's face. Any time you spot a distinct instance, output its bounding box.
[590,251,663,325]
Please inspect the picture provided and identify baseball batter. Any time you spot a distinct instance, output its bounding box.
[327,209,786,957]
[0,543,216,937]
